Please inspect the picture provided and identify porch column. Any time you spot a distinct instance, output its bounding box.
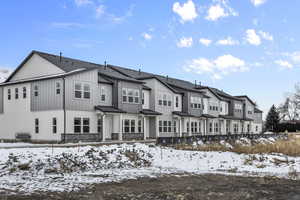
[223,120,227,135]
[143,116,146,140]
[156,116,160,138]
[204,119,206,136]
[102,114,106,142]
[179,118,182,137]
[188,118,192,136]
[119,114,123,141]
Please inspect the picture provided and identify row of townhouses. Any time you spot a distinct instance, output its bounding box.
[0,51,263,142]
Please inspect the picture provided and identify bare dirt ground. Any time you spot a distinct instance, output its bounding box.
[2,174,300,200]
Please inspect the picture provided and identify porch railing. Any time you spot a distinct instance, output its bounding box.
[61,133,103,143]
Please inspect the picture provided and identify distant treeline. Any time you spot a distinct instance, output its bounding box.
[277,122,300,133]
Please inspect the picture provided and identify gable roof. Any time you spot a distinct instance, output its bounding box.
[235,95,256,105]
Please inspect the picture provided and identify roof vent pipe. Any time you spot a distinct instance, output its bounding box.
[104,61,107,69]
[166,75,169,81]
[139,69,141,75]
[199,81,201,86]
[194,80,197,87]
[59,52,62,62]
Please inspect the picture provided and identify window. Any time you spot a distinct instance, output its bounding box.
[186,122,189,132]
[158,93,172,107]
[214,123,219,133]
[100,86,106,102]
[35,118,39,134]
[191,97,201,109]
[247,124,250,133]
[52,118,57,134]
[83,118,90,133]
[122,88,139,104]
[234,124,238,133]
[131,120,135,132]
[198,122,201,133]
[226,121,230,133]
[142,92,145,105]
[74,118,81,133]
[15,88,18,99]
[7,89,11,100]
[159,120,174,133]
[97,118,103,133]
[75,83,82,98]
[83,84,90,99]
[34,85,39,97]
[124,120,130,133]
[175,96,179,108]
[56,82,61,95]
[138,120,142,133]
[191,122,198,133]
[23,87,26,98]
[173,121,177,133]
[256,126,258,132]
[209,122,213,133]
[123,119,138,133]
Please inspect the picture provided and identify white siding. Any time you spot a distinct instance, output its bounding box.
[142,90,150,109]
[11,54,65,81]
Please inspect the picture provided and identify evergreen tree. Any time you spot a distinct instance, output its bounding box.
[265,105,280,132]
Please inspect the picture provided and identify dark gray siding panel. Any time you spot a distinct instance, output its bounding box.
[31,78,63,111]
[254,112,263,123]
[0,87,3,113]
[189,92,203,117]
[233,100,244,118]
[65,69,99,111]
[118,81,143,113]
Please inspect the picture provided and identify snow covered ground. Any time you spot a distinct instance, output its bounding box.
[0,138,299,194]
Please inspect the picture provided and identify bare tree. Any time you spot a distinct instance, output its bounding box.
[278,83,300,121]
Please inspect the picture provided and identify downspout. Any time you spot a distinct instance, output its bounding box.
[63,76,66,143]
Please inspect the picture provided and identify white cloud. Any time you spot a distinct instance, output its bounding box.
[216,37,239,46]
[74,0,92,6]
[275,60,293,69]
[142,33,152,40]
[259,31,273,41]
[245,29,261,46]
[96,5,105,18]
[282,51,300,63]
[250,0,267,7]
[0,68,11,83]
[199,38,212,46]
[50,22,85,29]
[173,0,198,23]
[184,54,248,79]
[177,37,193,48]
[205,1,238,21]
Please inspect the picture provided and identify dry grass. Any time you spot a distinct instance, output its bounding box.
[175,136,300,157]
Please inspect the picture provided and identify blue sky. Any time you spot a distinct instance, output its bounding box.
[0,0,300,117]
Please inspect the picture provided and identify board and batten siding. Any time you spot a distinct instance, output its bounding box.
[0,87,3,113]
[118,81,143,114]
[31,78,63,111]
[99,84,113,106]
[65,69,99,111]
[189,92,203,117]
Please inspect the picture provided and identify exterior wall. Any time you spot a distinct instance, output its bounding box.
[220,101,229,115]
[0,87,3,114]
[98,84,112,106]
[253,112,263,123]
[11,54,64,81]
[118,81,143,113]
[189,92,203,117]
[204,89,221,117]
[31,78,63,111]
[203,98,209,114]
[65,69,99,111]
[174,94,182,112]
[244,99,255,119]
[253,122,262,134]
[0,82,64,141]
[142,90,150,109]
[65,110,98,134]
[232,100,244,118]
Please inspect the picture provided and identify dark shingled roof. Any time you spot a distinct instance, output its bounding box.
[254,107,263,113]
[201,114,217,118]
[95,106,126,113]
[172,111,196,117]
[219,115,253,121]
[142,85,151,90]
[140,109,161,115]
[98,74,113,84]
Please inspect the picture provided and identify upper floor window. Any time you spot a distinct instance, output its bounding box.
[56,82,61,95]
[23,87,26,99]
[142,92,145,105]
[191,97,201,109]
[122,88,139,104]
[248,110,253,115]
[100,86,106,102]
[74,83,90,99]
[34,85,39,97]
[15,88,18,99]
[7,89,11,100]
[175,96,179,108]
[158,93,171,107]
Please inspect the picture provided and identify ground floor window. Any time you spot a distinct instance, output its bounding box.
[98,118,103,133]
[35,118,39,134]
[83,118,90,133]
[247,124,250,133]
[52,118,57,134]
[226,121,230,133]
[74,118,81,133]
[233,123,239,133]
[256,126,258,132]
[191,121,199,133]
[138,120,142,133]
[214,122,219,133]
[74,117,90,133]
[123,119,141,133]
[159,120,175,133]
[209,122,213,133]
